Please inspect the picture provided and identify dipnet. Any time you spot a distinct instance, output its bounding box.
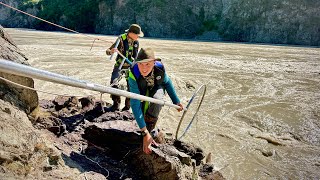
[175,84,207,140]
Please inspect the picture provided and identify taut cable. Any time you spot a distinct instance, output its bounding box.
[0,2,112,44]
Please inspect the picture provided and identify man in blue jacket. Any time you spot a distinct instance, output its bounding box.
[128,48,183,154]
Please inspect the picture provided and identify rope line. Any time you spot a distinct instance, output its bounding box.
[55,143,110,179]
[0,2,111,44]
[77,152,110,178]
[0,76,100,98]
[0,1,134,96]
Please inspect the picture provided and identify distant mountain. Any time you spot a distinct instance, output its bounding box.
[1,0,319,46]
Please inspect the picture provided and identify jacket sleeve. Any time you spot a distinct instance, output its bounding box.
[106,39,117,55]
[162,72,180,105]
[106,37,123,56]
[128,75,146,129]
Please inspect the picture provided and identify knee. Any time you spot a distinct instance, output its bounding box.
[153,94,163,100]
[153,90,164,100]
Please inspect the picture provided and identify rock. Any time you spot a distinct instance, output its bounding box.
[0,1,39,29]
[83,123,141,157]
[205,152,212,164]
[0,27,89,179]
[150,144,192,166]
[82,119,216,179]
[199,164,225,180]
[172,139,205,165]
[52,96,79,111]
[79,96,95,109]
[0,25,39,114]
[0,99,83,179]
[39,99,55,109]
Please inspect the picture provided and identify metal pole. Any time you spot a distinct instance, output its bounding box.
[0,59,182,110]
[117,52,133,70]
[109,37,121,61]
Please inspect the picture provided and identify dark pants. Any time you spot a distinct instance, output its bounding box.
[110,65,130,108]
[110,65,129,88]
[144,88,164,132]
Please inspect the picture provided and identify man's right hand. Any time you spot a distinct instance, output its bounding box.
[106,48,118,55]
[110,48,118,54]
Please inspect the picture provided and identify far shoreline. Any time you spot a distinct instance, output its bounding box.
[5,27,320,49]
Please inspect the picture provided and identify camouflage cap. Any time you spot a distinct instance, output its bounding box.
[125,24,144,37]
[136,48,155,63]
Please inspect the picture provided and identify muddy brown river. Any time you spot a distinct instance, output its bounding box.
[6,28,320,179]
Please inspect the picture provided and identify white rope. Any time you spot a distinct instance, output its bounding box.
[78,152,110,178]
[0,76,100,98]
[0,2,112,45]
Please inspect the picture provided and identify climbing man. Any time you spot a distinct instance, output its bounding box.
[106,24,143,111]
[128,48,183,154]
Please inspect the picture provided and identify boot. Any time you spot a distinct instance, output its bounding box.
[121,98,131,111]
[106,95,120,112]
[144,114,158,132]
[153,130,165,144]
[145,115,165,143]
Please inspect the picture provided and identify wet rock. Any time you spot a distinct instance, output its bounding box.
[205,152,212,164]
[34,115,66,136]
[53,96,69,111]
[186,81,195,89]
[261,150,273,157]
[199,164,225,180]
[172,139,205,165]
[156,144,192,165]
[131,147,194,179]
[257,149,282,161]
[255,133,285,146]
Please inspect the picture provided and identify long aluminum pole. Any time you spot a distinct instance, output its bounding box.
[0,59,182,110]
[109,37,120,61]
[117,51,133,70]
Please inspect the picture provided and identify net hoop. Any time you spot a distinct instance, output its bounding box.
[175,84,207,140]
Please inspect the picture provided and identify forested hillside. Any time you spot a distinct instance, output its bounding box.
[0,0,319,46]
